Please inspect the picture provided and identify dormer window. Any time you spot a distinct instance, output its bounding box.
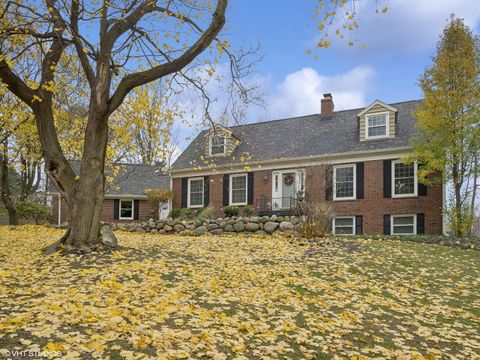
[366,112,389,139]
[210,136,226,156]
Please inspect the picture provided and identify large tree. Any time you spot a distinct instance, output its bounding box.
[413,17,480,237]
[0,0,235,251]
[0,0,385,252]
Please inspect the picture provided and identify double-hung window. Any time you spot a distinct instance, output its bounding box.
[210,136,226,156]
[334,164,356,200]
[392,160,417,197]
[391,215,416,235]
[119,200,134,220]
[366,113,388,138]
[188,177,204,208]
[230,173,247,205]
[333,217,355,235]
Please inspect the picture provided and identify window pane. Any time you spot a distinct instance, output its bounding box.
[367,114,387,137]
[232,175,246,190]
[120,201,133,218]
[211,136,225,155]
[231,175,247,204]
[393,225,414,234]
[368,126,386,137]
[335,226,354,235]
[190,193,203,206]
[335,218,353,226]
[394,163,415,195]
[335,167,354,198]
[189,179,204,206]
[190,180,203,193]
[393,216,414,226]
[232,189,246,204]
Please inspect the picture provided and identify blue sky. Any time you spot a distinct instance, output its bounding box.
[223,0,480,116]
[172,0,480,152]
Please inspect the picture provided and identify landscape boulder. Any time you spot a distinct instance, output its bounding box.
[100,225,118,247]
[264,222,279,234]
[245,222,260,232]
[233,221,245,232]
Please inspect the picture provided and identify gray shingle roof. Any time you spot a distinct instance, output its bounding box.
[48,162,170,196]
[172,99,421,171]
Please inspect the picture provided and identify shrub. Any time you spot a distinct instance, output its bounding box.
[196,206,215,221]
[16,201,50,224]
[242,205,255,216]
[146,188,173,221]
[299,202,334,238]
[224,205,239,217]
[170,208,191,220]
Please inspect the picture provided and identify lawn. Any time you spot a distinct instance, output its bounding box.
[0,226,479,359]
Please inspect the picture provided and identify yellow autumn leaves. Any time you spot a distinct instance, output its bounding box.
[0,225,479,359]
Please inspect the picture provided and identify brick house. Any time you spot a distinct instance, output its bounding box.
[170,94,445,236]
[49,163,171,225]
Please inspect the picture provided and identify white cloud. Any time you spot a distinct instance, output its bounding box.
[320,0,480,54]
[266,66,376,118]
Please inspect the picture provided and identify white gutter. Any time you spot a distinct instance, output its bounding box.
[171,146,413,178]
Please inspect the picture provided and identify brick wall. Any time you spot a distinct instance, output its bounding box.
[172,159,443,235]
[304,161,443,235]
[50,196,152,224]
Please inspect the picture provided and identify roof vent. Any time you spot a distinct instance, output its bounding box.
[321,93,334,119]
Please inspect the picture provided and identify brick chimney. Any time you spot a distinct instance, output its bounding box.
[321,93,334,118]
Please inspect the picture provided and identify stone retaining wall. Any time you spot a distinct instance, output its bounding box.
[110,215,303,236]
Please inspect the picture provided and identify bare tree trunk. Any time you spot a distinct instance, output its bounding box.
[63,64,112,250]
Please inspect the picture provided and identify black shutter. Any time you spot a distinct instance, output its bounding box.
[181,178,188,208]
[355,215,363,235]
[134,200,140,220]
[383,160,392,198]
[247,172,254,205]
[383,214,391,235]
[204,176,210,207]
[417,213,425,234]
[223,174,229,206]
[356,162,364,199]
[418,164,427,196]
[114,199,120,220]
[325,167,333,201]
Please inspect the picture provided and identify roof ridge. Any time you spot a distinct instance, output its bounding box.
[224,98,422,130]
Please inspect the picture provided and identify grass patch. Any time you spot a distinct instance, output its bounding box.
[0,225,479,359]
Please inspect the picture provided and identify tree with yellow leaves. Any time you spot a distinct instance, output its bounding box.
[413,17,480,237]
[0,0,385,252]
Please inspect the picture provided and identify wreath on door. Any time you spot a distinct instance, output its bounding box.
[283,174,294,186]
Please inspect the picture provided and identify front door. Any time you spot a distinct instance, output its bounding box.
[272,171,298,210]
[281,172,296,209]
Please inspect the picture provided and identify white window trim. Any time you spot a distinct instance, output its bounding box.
[391,214,417,235]
[365,111,390,139]
[209,135,226,157]
[333,216,356,235]
[119,199,134,220]
[392,160,418,198]
[333,164,356,201]
[229,173,248,206]
[187,177,204,208]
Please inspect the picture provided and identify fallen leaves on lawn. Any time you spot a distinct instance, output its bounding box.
[0,225,479,359]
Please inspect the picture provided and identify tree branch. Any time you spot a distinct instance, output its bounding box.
[107,0,228,114]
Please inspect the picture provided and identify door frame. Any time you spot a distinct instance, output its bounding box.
[271,169,305,210]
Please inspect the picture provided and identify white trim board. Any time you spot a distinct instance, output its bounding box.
[171,147,413,178]
[357,99,398,117]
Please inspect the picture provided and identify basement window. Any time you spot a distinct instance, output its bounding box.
[333,217,355,235]
[391,215,416,235]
